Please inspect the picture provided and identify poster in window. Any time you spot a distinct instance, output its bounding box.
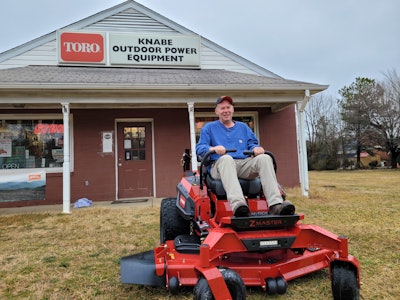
[124,139,132,149]
[0,171,46,202]
[0,138,12,157]
[51,149,64,162]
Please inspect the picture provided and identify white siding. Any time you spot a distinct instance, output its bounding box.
[84,8,177,33]
[200,45,259,75]
[0,42,57,69]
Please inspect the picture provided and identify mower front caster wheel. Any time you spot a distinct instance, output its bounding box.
[331,265,359,300]
[193,268,246,300]
[265,276,288,295]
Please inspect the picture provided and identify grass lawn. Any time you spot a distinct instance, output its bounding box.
[1,169,399,299]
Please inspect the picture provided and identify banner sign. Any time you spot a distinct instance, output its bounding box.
[0,170,46,202]
[58,31,201,67]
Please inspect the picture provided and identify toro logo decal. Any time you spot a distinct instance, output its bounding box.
[59,32,105,63]
[179,195,186,208]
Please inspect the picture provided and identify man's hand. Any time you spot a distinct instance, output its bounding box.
[210,145,226,155]
[253,146,265,156]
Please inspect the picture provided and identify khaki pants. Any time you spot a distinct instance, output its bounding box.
[210,154,283,212]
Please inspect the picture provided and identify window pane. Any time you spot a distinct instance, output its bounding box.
[195,116,255,141]
[123,126,145,161]
[0,120,64,169]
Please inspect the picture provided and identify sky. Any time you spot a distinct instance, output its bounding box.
[0,0,399,97]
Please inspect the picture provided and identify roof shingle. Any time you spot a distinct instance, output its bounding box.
[0,65,323,90]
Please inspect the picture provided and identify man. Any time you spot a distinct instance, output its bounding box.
[196,95,295,217]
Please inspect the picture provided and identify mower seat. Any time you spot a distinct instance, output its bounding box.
[206,175,262,199]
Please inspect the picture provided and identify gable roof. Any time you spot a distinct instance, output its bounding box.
[0,0,280,78]
[0,0,327,110]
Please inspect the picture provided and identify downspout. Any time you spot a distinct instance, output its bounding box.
[61,103,71,213]
[296,90,311,197]
[187,102,198,172]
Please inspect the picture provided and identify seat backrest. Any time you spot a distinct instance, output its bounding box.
[206,175,262,198]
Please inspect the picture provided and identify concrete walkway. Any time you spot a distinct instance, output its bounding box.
[0,198,163,216]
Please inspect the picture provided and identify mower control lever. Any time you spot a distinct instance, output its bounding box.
[243,150,278,173]
[199,149,236,190]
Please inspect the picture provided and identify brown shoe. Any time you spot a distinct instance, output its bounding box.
[268,201,295,215]
[234,205,250,217]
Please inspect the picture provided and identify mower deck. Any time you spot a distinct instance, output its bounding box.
[121,213,359,299]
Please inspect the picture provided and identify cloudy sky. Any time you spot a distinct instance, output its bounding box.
[1,0,399,96]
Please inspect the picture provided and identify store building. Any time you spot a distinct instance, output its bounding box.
[0,0,327,210]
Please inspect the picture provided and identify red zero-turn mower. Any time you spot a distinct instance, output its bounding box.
[121,150,360,299]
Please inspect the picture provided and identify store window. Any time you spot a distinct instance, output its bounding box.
[195,112,258,141]
[0,116,67,170]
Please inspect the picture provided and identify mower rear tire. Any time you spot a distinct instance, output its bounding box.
[160,197,190,244]
[193,268,246,300]
[331,265,359,300]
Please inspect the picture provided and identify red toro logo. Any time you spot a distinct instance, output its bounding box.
[28,174,42,181]
[60,32,104,63]
[179,195,186,208]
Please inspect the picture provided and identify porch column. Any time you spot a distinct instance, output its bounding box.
[187,102,198,171]
[296,90,311,197]
[61,103,71,213]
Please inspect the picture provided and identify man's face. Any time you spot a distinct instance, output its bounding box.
[215,100,234,124]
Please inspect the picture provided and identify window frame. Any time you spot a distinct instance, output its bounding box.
[0,114,74,173]
[195,111,260,139]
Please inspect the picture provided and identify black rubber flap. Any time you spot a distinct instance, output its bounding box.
[120,250,165,286]
[174,234,201,254]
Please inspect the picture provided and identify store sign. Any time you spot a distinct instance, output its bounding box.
[109,33,200,67]
[58,31,200,67]
[59,32,106,64]
[34,124,64,134]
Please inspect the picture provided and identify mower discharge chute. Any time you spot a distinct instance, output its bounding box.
[121,150,360,299]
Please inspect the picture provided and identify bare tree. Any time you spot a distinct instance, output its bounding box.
[306,70,400,170]
[384,69,400,96]
[305,92,340,169]
[339,72,400,169]
[371,70,400,168]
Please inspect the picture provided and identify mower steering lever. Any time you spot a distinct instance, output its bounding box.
[199,149,236,190]
[244,150,277,173]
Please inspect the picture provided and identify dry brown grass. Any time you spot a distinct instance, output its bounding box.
[0,169,399,299]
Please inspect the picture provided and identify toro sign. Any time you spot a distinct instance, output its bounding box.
[59,32,105,64]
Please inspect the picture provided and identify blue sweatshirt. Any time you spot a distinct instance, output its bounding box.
[196,120,260,161]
